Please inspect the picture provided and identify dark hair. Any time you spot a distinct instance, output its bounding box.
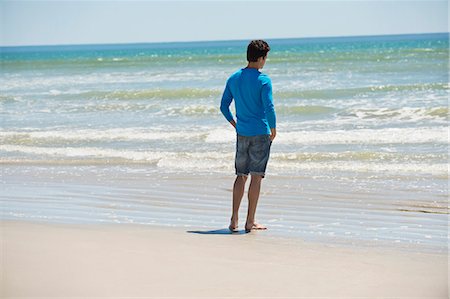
[247,40,270,62]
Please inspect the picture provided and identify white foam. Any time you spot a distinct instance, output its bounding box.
[270,160,447,176]
[0,144,164,162]
[162,105,219,116]
[341,107,448,122]
[0,144,446,176]
[0,70,226,91]
[204,128,236,143]
[1,126,447,145]
[276,127,448,145]
[0,128,204,143]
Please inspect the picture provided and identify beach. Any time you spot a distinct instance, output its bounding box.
[1,33,449,297]
[3,220,448,298]
[1,166,449,298]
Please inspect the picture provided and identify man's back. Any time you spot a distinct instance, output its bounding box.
[220,67,276,137]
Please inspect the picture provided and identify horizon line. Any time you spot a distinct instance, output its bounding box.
[1,31,448,48]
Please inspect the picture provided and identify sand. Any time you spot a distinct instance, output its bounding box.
[1,220,448,298]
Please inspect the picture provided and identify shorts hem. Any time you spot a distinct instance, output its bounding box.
[236,172,249,177]
[249,171,265,178]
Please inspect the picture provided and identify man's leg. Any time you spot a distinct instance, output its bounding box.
[230,175,247,230]
[245,175,267,231]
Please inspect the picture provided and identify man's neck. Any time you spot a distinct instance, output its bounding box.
[246,62,260,70]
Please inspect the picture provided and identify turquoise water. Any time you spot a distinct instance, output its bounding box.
[1,33,448,251]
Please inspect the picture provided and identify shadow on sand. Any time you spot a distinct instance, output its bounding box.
[187,228,247,235]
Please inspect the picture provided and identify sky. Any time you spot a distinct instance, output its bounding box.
[0,0,448,46]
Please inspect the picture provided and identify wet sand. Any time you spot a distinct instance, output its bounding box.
[2,166,448,253]
[2,220,448,298]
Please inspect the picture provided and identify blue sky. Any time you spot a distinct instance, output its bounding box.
[1,0,448,46]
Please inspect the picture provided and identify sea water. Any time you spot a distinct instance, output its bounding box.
[1,33,448,252]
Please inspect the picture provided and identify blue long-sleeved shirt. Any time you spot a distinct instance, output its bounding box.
[220,68,276,136]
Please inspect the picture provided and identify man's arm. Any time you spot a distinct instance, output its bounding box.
[261,78,277,141]
[220,81,235,127]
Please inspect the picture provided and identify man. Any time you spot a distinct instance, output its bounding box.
[220,40,276,233]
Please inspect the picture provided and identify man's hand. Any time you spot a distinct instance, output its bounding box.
[230,120,237,128]
[270,128,276,141]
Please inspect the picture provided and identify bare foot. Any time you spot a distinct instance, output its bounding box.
[245,222,267,233]
[229,217,239,232]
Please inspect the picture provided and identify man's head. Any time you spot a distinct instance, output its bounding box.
[247,40,270,67]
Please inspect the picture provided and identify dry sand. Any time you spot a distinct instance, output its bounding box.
[1,220,448,298]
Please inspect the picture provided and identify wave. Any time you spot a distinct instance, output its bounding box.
[0,145,446,176]
[0,71,223,91]
[3,89,446,122]
[276,105,337,115]
[275,83,449,99]
[277,106,447,121]
[272,152,445,163]
[162,105,219,116]
[0,145,165,162]
[426,107,449,118]
[41,83,450,101]
[78,88,221,100]
[269,161,447,176]
[0,95,22,103]
[276,127,448,145]
[338,107,449,121]
[0,128,203,145]
[205,126,448,145]
[1,53,243,71]
[1,126,447,146]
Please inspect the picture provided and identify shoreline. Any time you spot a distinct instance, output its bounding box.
[2,165,448,255]
[3,216,447,256]
[2,219,448,298]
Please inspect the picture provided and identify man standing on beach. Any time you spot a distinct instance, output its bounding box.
[220,40,276,233]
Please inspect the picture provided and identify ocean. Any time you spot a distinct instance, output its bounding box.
[1,33,448,252]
